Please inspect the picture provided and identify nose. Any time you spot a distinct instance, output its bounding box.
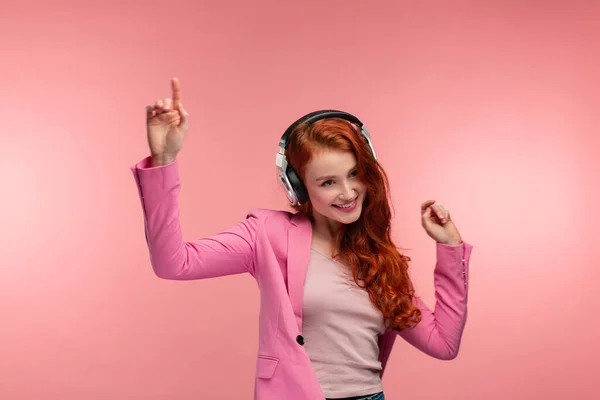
[339,181,356,201]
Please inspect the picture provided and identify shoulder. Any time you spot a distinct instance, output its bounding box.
[246,207,294,222]
[245,207,308,231]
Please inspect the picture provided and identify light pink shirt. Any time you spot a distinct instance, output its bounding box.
[303,247,386,398]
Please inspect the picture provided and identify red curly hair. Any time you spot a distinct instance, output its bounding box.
[285,117,422,331]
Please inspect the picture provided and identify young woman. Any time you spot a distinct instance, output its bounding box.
[131,77,474,400]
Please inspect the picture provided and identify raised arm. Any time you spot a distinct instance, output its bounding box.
[132,77,258,280]
[398,241,473,360]
[131,157,259,280]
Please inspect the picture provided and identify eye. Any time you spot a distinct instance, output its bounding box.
[320,170,358,187]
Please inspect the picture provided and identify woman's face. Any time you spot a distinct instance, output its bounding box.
[303,148,367,230]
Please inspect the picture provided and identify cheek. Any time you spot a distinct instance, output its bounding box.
[309,189,335,208]
[358,184,367,197]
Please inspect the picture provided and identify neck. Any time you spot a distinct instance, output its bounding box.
[311,214,342,244]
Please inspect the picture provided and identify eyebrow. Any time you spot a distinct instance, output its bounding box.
[315,166,358,182]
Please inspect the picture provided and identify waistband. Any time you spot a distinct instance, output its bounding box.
[326,392,384,400]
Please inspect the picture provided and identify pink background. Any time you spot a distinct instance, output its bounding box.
[1,1,598,399]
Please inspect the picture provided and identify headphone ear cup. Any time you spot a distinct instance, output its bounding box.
[286,165,309,205]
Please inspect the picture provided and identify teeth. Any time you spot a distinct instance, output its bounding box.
[335,199,356,208]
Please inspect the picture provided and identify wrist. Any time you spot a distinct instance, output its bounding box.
[151,154,176,167]
[439,239,462,246]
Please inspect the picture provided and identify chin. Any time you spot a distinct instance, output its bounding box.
[335,215,361,225]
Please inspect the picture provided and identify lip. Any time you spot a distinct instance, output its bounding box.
[334,198,357,207]
[332,197,358,212]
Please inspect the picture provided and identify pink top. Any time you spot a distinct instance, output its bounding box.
[303,247,386,398]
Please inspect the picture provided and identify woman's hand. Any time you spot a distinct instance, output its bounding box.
[146,77,190,165]
[421,200,462,245]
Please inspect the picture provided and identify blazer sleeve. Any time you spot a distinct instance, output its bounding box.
[130,156,258,280]
[398,241,474,360]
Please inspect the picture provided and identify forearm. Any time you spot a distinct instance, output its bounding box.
[399,241,474,359]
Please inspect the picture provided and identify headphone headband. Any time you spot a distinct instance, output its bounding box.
[279,109,364,150]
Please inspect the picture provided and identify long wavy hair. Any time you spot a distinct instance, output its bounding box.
[285,117,422,331]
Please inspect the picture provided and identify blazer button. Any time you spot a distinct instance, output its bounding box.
[296,335,304,346]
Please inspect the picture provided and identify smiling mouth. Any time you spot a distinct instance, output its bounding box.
[332,198,357,208]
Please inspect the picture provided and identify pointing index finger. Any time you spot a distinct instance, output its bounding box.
[171,77,181,105]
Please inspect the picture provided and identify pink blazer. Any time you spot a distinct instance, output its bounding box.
[131,156,474,400]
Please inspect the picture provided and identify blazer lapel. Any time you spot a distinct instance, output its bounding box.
[287,212,312,333]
